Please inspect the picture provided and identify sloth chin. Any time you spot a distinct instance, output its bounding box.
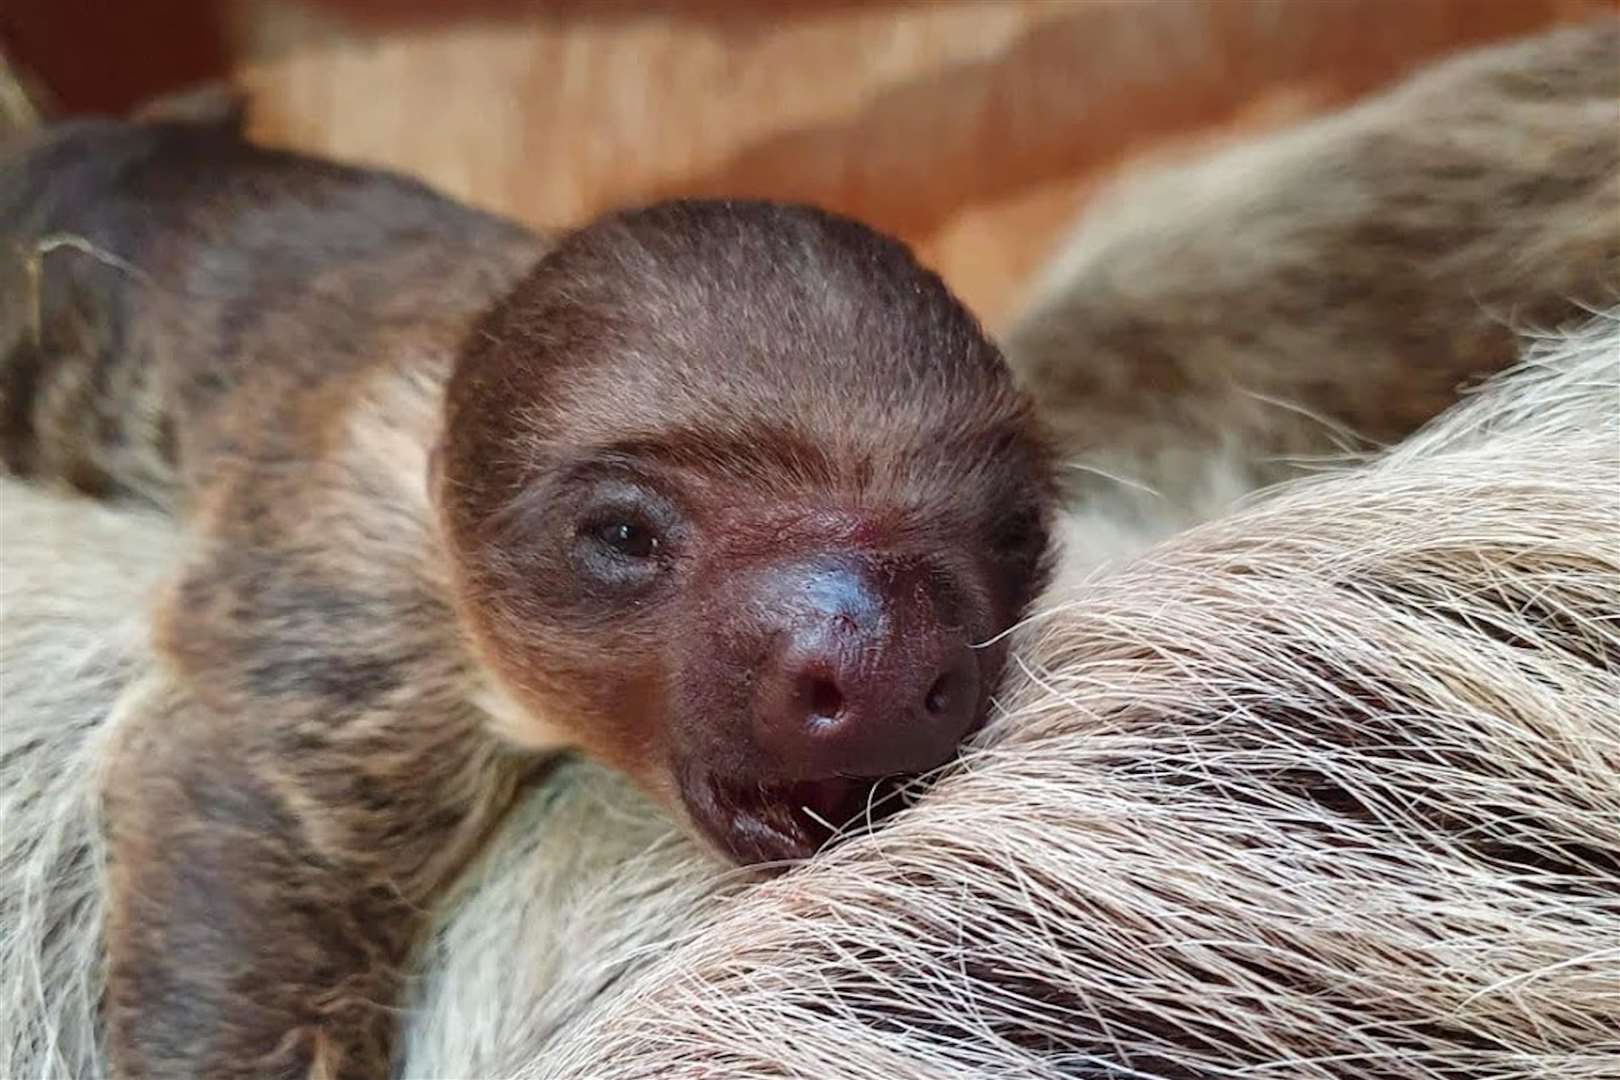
[679,768,912,866]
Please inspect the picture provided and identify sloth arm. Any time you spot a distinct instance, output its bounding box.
[2,118,548,1078]
[101,680,529,1080]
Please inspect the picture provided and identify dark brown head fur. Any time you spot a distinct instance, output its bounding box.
[438,201,1056,860]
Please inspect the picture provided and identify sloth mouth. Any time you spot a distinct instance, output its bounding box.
[679,769,911,866]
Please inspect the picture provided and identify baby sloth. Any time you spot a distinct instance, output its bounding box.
[0,110,1055,1077]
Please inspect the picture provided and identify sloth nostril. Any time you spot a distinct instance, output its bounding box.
[925,671,958,716]
[751,558,989,776]
[806,676,844,722]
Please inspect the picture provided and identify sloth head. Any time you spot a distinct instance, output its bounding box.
[436,200,1056,864]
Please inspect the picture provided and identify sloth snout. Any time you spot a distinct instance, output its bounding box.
[748,555,982,778]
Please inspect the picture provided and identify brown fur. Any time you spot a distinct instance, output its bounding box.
[0,111,1054,1077]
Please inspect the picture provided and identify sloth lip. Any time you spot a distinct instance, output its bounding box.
[679,769,908,867]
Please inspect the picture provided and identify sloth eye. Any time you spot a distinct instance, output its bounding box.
[589,519,661,559]
[568,479,679,591]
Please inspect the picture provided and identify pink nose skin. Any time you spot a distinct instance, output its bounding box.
[748,556,982,778]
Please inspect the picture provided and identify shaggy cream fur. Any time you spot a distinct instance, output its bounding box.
[0,495,179,1077]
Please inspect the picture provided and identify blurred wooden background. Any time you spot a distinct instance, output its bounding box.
[5,0,1613,326]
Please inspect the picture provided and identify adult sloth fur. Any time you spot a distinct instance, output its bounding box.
[1005,19,1618,548]
[0,494,177,1076]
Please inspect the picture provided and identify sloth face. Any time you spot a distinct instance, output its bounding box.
[438,199,1055,864]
